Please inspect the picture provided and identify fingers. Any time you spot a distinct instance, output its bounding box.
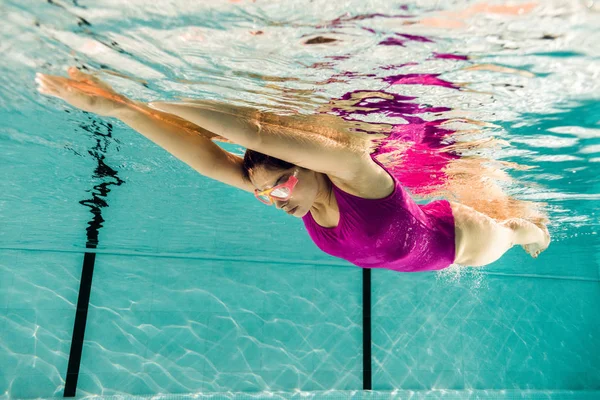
[36,70,89,98]
[39,66,101,90]
[36,72,83,103]
[69,67,120,96]
[38,72,72,86]
[68,66,88,82]
[35,74,50,95]
[36,68,127,112]
[35,73,64,97]
[68,66,101,85]
[36,72,70,90]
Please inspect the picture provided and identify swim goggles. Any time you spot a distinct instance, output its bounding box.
[254,167,299,205]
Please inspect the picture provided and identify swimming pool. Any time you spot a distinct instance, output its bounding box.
[1,0,599,398]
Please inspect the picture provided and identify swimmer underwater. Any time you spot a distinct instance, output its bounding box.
[35,67,550,273]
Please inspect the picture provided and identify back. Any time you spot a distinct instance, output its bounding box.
[302,163,456,272]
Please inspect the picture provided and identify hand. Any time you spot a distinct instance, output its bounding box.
[35,67,133,117]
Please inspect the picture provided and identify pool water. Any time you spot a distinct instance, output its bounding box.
[0,0,599,398]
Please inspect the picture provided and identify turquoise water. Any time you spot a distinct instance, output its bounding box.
[1,0,599,398]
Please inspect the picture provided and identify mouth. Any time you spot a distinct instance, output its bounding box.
[286,206,298,215]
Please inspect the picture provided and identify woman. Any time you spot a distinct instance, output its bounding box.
[35,67,550,272]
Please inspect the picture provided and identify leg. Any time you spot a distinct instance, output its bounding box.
[449,202,550,267]
[500,218,550,258]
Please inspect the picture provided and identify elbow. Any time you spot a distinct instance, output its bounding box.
[243,120,263,150]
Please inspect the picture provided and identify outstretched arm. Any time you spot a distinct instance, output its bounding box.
[36,67,255,193]
[149,101,370,181]
[114,104,255,192]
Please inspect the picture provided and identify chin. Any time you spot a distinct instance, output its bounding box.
[294,207,307,217]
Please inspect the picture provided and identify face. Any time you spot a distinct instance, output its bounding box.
[250,165,320,218]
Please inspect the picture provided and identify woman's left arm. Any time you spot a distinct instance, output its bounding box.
[149,101,370,181]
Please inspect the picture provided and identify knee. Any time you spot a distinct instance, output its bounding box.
[500,218,537,245]
[500,218,525,232]
[458,222,514,267]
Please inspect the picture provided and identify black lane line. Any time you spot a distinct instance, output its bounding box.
[63,115,124,397]
[363,267,372,390]
[64,251,95,397]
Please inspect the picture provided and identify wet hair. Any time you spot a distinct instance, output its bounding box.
[241,149,295,184]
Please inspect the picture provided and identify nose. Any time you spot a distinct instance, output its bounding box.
[274,200,288,210]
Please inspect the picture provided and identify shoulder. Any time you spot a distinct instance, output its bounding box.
[328,156,395,200]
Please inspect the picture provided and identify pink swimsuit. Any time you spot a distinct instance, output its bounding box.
[302,160,456,272]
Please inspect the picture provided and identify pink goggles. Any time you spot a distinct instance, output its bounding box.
[254,168,299,205]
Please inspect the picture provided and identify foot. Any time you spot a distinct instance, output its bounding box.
[522,222,551,258]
